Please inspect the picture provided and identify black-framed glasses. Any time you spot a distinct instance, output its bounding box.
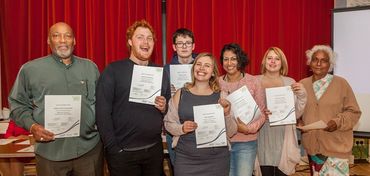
[175,41,193,48]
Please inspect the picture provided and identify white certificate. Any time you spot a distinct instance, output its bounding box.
[297,120,327,131]
[226,86,261,124]
[17,145,34,153]
[44,95,81,138]
[266,86,296,126]
[193,104,227,148]
[0,122,9,134]
[170,64,192,90]
[129,65,163,105]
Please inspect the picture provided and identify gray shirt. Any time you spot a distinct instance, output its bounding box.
[8,54,100,161]
[257,76,300,166]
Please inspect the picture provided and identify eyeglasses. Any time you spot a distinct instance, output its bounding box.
[175,41,193,48]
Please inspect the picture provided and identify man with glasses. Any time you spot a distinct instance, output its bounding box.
[163,28,197,170]
[165,28,197,94]
[8,22,103,175]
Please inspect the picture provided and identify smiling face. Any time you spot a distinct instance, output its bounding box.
[222,50,240,76]
[48,23,76,59]
[193,56,214,82]
[265,50,282,73]
[128,26,154,62]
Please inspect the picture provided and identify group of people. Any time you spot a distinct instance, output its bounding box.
[4,19,361,176]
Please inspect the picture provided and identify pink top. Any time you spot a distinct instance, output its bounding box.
[218,73,266,142]
[4,120,30,138]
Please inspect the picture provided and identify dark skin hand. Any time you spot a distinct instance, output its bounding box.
[324,120,337,132]
[30,124,55,142]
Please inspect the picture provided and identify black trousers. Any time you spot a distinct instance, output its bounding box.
[106,142,164,176]
[260,166,287,176]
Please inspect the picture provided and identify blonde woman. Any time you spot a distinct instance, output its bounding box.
[164,53,237,176]
[257,47,307,175]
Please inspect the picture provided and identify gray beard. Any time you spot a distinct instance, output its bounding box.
[55,47,74,59]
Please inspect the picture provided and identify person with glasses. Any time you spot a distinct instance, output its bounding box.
[298,45,361,176]
[171,28,196,65]
[165,28,197,94]
[256,47,307,176]
[96,20,171,176]
[163,28,198,169]
[218,43,266,176]
[8,22,103,175]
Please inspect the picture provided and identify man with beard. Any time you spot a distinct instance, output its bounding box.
[8,22,103,175]
[96,20,171,176]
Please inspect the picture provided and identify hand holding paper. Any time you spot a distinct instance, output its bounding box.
[170,64,192,91]
[154,96,167,113]
[182,121,197,134]
[226,86,261,124]
[129,65,163,105]
[45,95,81,138]
[218,98,231,116]
[297,120,327,131]
[266,86,296,126]
[193,104,227,148]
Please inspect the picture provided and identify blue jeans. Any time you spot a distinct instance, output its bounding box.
[166,133,175,165]
[229,140,257,176]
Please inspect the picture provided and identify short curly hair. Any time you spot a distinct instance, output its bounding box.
[126,19,156,51]
[220,43,249,72]
[306,45,336,72]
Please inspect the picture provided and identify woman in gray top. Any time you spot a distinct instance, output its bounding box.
[257,47,307,175]
[164,53,237,176]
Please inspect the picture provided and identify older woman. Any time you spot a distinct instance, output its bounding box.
[257,47,307,176]
[299,45,361,176]
[164,53,237,176]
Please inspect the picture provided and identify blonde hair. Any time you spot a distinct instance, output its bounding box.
[261,47,289,76]
[185,52,220,92]
[306,45,336,72]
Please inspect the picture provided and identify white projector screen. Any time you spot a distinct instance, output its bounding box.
[333,6,370,135]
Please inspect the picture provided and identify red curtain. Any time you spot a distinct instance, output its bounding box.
[1,0,333,108]
[166,0,333,79]
[0,0,162,107]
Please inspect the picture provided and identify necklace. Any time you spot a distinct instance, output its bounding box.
[223,72,244,94]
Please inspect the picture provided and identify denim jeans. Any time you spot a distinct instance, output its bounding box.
[229,140,257,176]
[166,133,175,165]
